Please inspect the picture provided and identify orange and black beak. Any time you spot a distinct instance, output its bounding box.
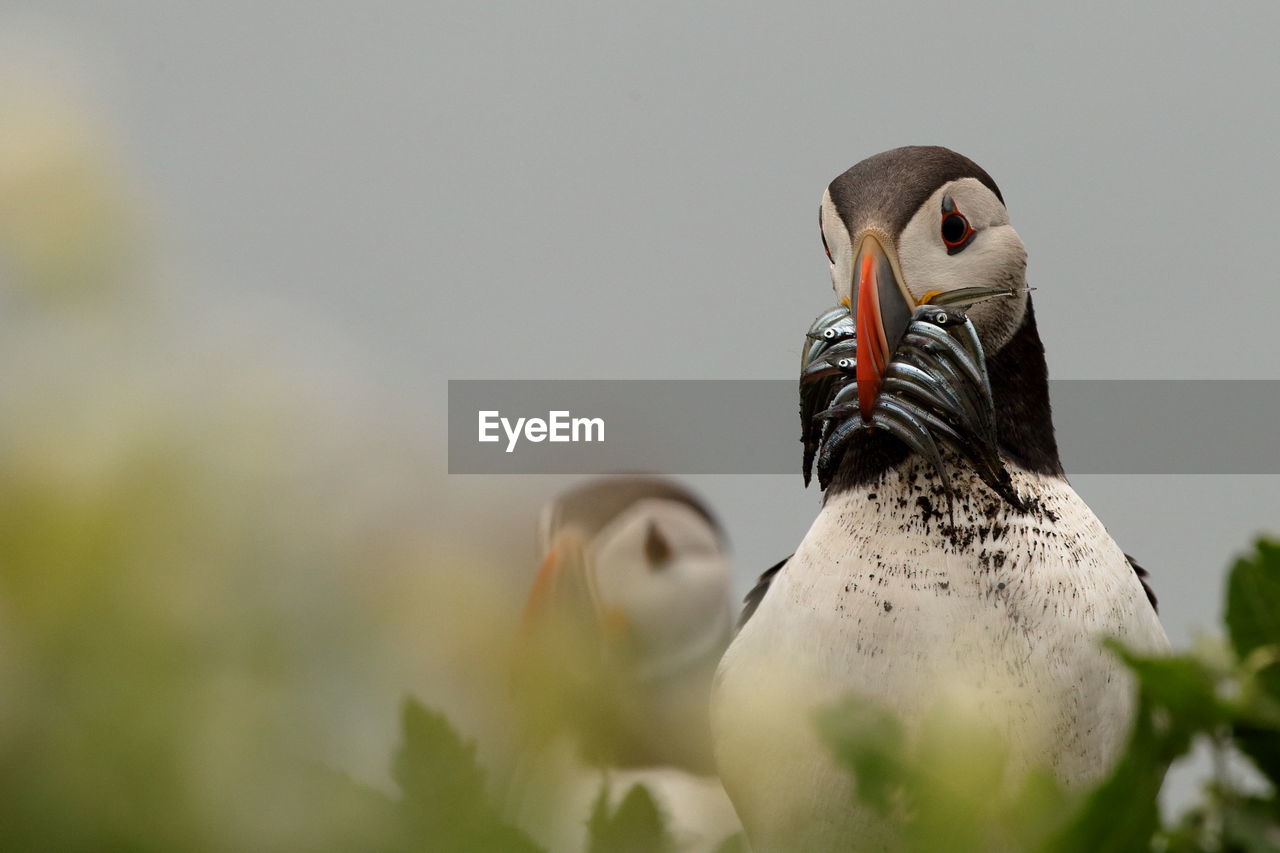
[851,234,915,422]
[522,531,593,632]
[521,532,628,650]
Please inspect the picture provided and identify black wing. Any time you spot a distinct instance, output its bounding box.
[1125,553,1158,612]
[738,556,790,630]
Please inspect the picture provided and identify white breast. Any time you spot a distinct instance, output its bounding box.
[711,460,1168,853]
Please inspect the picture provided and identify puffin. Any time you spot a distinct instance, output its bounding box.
[507,476,741,853]
[710,146,1168,853]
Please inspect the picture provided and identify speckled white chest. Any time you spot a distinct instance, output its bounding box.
[711,460,1168,853]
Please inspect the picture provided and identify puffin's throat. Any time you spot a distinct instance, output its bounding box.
[800,302,1024,516]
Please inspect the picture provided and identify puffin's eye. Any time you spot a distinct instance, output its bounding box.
[643,521,672,570]
[940,208,975,254]
[941,214,967,245]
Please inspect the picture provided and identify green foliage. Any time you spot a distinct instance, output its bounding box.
[322,698,690,853]
[1227,540,1280,661]
[817,698,909,815]
[1040,697,1169,853]
[1227,539,1280,790]
[588,783,674,853]
[818,696,1071,853]
[395,699,491,832]
[362,699,684,853]
[390,699,545,853]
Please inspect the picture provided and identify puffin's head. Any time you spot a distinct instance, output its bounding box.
[802,147,1058,504]
[820,146,1028,412]
[520,477,732,684]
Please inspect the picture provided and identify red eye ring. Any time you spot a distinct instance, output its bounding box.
[941,212,971,247]
[940,206,975,254]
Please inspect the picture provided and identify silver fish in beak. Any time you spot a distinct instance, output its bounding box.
[800,286,1028,517]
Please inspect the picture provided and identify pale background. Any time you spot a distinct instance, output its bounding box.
[10,0,1278,810]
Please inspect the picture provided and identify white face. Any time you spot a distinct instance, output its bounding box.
[820,177,1029,352]
[585,499,731,671]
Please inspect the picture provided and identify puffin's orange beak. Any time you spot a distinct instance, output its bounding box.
[853,234,915,422]
[522,545,565,628]
[522,532,627,642]
[522,532,590,630]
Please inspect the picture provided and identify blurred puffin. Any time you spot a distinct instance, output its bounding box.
[508,476,741,853]
[711,147,1168,853]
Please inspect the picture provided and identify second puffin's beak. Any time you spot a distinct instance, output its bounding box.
[521,532,626,645]
[852,234,915,422]
[522,532,593,632]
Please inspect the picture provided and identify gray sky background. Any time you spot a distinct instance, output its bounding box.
[18,0,1279,805]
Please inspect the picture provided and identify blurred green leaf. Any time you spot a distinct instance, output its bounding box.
[1005,769,1072,852]
[1226,540,1280,662]
[394,699,489,825]
[817,694,1079,853]
[1040,703,1169,853]
[1110,644,1230,730]
[1235,724,1280,794]
[1160,784,1280,853]
[1224,540,1280,792]
[587,783,673,853]
[393,699,544,853]
[1221,795,1280,852]
[816,697,908,816]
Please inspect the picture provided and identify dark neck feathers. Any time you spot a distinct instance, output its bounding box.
[985,298,1063,477]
